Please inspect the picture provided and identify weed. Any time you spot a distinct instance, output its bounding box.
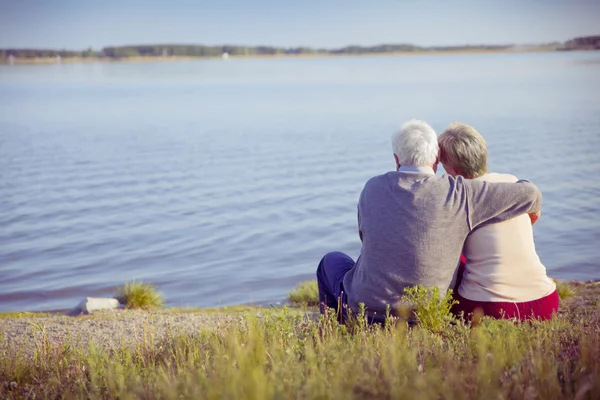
[401,285,458,333]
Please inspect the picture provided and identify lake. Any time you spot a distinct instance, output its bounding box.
[1,51,599,312]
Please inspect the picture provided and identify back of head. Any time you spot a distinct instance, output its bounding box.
[391,119,439,166]
[438,122,487,179]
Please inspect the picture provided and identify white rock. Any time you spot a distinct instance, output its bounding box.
[76,297,120,314]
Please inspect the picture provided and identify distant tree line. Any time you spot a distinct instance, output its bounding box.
[560,35,600,51]
[0,48,97,59]
[100,44,330,57]
[2,36,597,60]
[0,43,515,60]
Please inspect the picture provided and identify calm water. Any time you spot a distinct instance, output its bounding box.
[1,52,599,312]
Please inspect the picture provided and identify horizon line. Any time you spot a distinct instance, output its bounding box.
[0,39,575,52]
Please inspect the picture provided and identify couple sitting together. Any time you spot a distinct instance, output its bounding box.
[317,120,558,323]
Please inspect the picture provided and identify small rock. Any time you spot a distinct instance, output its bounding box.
[73,297,120,315]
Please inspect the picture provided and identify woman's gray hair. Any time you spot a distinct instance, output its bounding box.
[438,122,488,179]
[391,119,439,166]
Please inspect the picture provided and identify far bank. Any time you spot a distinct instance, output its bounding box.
[0,47,576,66]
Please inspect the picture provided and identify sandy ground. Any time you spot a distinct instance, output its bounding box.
[0,308,270,358]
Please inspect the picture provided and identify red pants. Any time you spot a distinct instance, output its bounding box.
[451,290,559,322]
[451,254,559,322]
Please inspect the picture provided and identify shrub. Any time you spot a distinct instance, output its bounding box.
[115,281,164,310]
[401,285,458,333]
[288,280,319,307]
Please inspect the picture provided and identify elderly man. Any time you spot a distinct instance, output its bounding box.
[316,119,543,321]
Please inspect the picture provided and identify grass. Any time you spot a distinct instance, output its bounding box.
[115,281,164,310]
[556,279,577,299]
[0,312,52,319]
[0,282,598,399]
[288,280,319,306]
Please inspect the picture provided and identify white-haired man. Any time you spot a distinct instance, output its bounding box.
[316,119,543,322]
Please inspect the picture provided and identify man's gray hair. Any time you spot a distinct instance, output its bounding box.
[438,122,488,179]
[391,119,439,166]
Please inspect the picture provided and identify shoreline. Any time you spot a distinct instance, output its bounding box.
[0,278,597,317]
[0,279,597,359]
[0,47,574,66]
[0,278,598,316]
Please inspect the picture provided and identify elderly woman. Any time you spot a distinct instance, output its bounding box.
[438,123,558,321]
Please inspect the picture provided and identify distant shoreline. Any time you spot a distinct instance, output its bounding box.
[3,35,597,66]
[0,47,579,66]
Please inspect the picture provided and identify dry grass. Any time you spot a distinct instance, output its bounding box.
[556,279,577,299]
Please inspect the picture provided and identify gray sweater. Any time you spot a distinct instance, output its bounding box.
[342,168,543,316]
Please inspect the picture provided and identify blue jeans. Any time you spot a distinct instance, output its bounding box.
[316,251,355,313]
[316,251,389,325]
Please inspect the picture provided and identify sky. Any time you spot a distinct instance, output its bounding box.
[0,0,599,50]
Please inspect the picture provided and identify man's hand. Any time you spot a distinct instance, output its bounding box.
[529,210,541,225]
